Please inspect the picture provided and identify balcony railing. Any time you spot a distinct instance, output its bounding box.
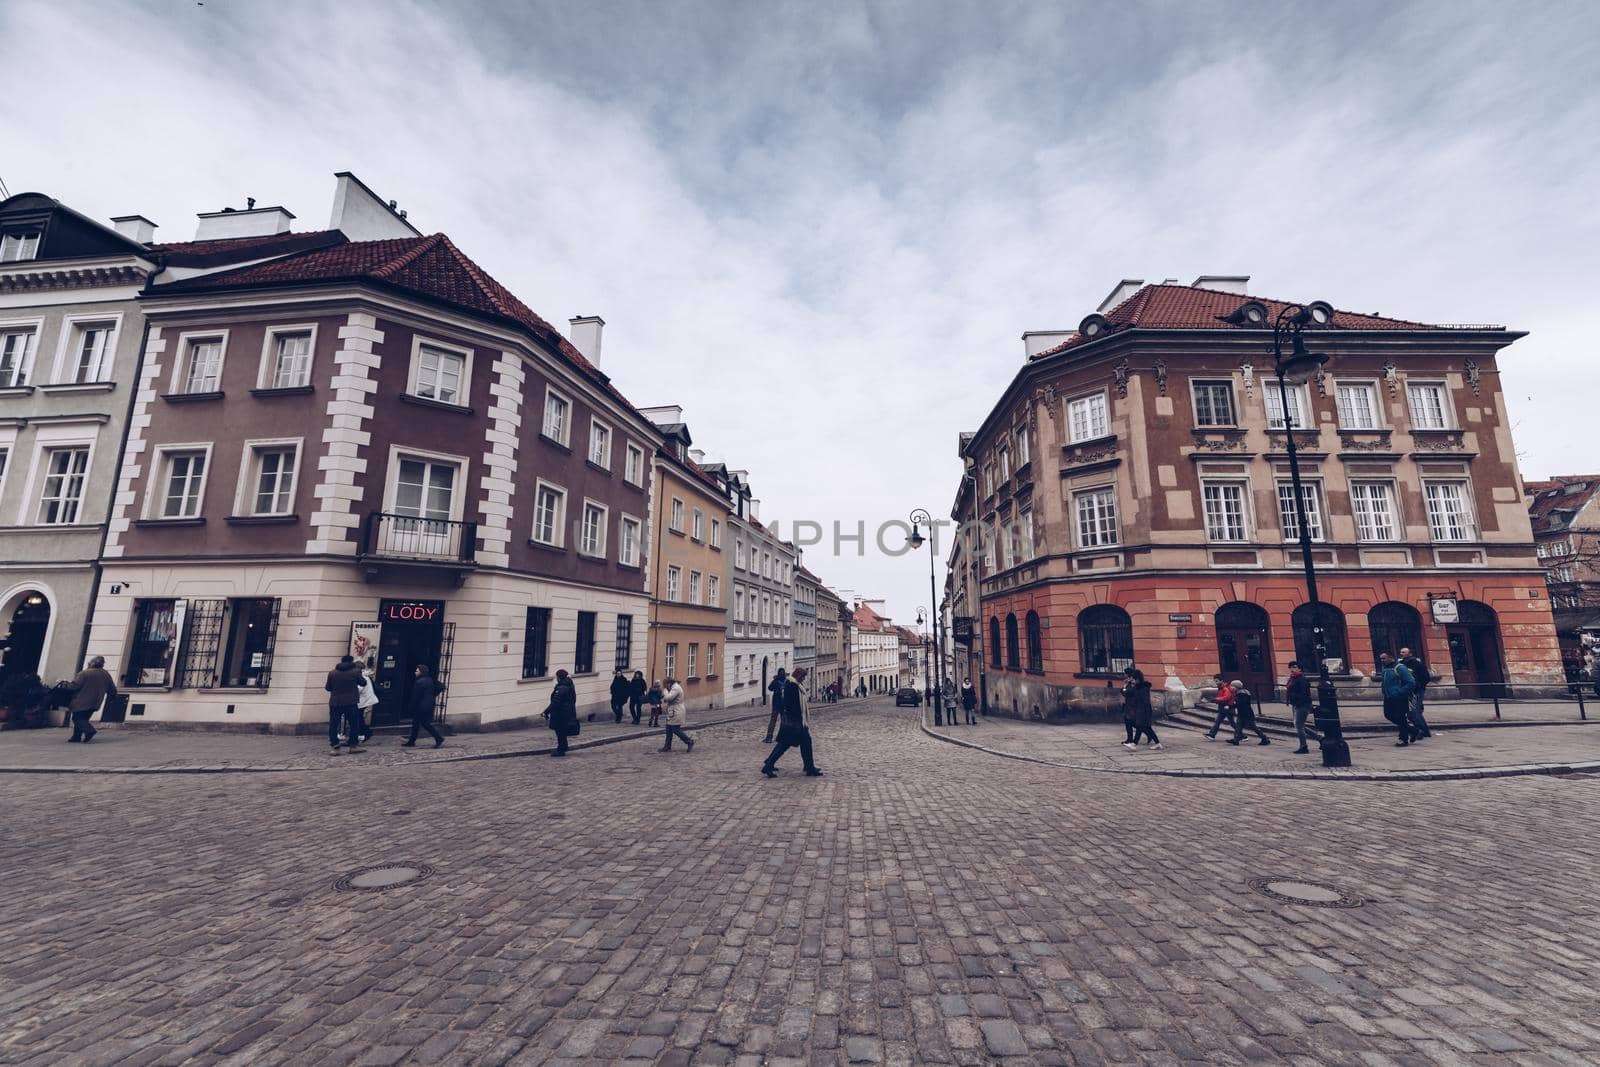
[361,512,477,564]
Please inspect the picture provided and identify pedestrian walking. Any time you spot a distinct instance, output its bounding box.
[1120,667,1161,750]
[1285,660,1319,754]
[401,663,445,748]
[609,668,629,723]
[355,663,380,744]
[762,667,822,778]
[629,670,647,724]
[1204,674,1237,740]
[763,667,789,743]
[960,678,978,724]
[546,668,579,757]
[325,655,366,755]
[62,655,116,744]
[659,675,695,752]
[1226,680,1270,746]
[1398,647,1433,739]
[647,679,664,726]
[1379,653,1416,747]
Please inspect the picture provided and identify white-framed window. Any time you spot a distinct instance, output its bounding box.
[0,232,41,262]
[54,315,120,385]
[257,324,317,390]
[664,643,677,679]
[733,654,742,682]
[736,540,746,569]
[1264,382,1310,429]
[692,508,704,541]
[0,323,39,388]
[174,331,228,394]
[762,551,771,579]
[1335,382,1382,430]
[689,570,702,604]
[154,447,211,519]
[707,643,718,678]
[542,387,571,444]
[619,514,642,566]
[1192,380,1237,426]
[708,574,720,606]
[734,586,744,621]
[588,419,611,468]
[1074,487,1119,548]
[1276,481,1325,542]
[533,480,567,546]
[411,341,467,405]
[1407,382,1452,430]
[1067,392,1110,443]
[236,440,300,516]
[1551,564,1577,584]
[386,452,462,556]
[35,446,91,525]
[670,497,684,532]
[998,446,1011,482]
[1201,481,1251,543]
[1424,480,1476,542]
[1014,426,1030,468]
[983,464,995,497]
[687,643,698,679]
[667,565,682,602]
[579,500,607,557]
[1350,481,1400,542]
[710,518,722,548]
[624,442,644,485]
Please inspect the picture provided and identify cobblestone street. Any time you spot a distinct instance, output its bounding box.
[3,699,1598,1066]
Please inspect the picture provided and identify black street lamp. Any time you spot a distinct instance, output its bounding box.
[909,509,946,726]
[1269,300,1351,768]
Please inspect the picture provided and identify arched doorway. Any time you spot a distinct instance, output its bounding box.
[0,590,51,686]
[1368,602,1424,668]
[1292,602,1349,674]
[1216,602,1274,700]
[1446,600,1506,697]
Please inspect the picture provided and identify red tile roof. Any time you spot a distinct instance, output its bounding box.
[155,232,634,409]
[1031,283,1435,360]
[852,604,887,631]
[152,229,342,259]
[1527,476,1600,534]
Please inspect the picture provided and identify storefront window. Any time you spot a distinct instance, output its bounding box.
[575,611,596,674]
[523,608,550,679]
[220,599,279,688]
[125,599,181,687]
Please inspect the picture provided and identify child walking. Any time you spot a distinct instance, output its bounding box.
[647,679,664,727]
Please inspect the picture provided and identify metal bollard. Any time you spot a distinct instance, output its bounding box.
[1493,695,1500,721]
[1579,687,1588,721]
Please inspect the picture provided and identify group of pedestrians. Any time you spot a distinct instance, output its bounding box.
[1203,674,1273,748]
[325,656,443,755]
[1380,647,1434,745]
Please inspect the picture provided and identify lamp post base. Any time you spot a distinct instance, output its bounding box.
[1313,676,1351,768]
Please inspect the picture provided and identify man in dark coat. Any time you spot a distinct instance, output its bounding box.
[64,655,116,743]
[629,670,647,724]
[1379,653,1417,747]
[761,667,821,778]
[402,663,444,748]
[1285,660,1318,755]
[325,655,366,755]
[609,669,630,723]
[1398,646,1433,739]
[548,669,578,756]
[959,679,978,724]
[763,667,789,743]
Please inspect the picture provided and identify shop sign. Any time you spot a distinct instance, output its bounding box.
[1430,598,1459,624]
[952,616,974,640]
[379,600,445,624]
[349,621,381,667]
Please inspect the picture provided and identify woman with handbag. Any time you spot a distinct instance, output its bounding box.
[546,668,578,757]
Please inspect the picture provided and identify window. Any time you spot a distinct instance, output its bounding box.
[689,570,702,604]
[1,326,38,387]
[736,540,746,569]
[1015,427,1030,468]
[1201,481,1251,542]
[1025,611,1043,673]
[983,464,995,497]
[624,442,644,485]
[1293,602,1348,671]
[734,586,744,622]
[688,643,699,678]
[575,611,596,674]
[579,501,607,557]
[1407,382,1452,430]
[1,232,41,262]
[1079,605,1133,675]
[692,509,704,541]
[1424,481,1476,542]
[998,446,1011,482]
[1005,614,1020,670]
[1350,481,1399,542]
[543,389,571,444]
[266,331,312,389]
[733,654,742,682]
[522,608,551,678]
[619,515,642,566]
[123,598,180,686]
[394,456,455,526]
[588,420,611,467]
[710,519,722,548]
[1074,487,1119,548]
[1192,380,1236,426]
[707,643,718,677]
[665,642,677,679]
[1276,481,1325,542]
[219,598,279,688]
[1335,382,1381,430]
[667,566,682,602]
[670,497,685,532]
[65,321,115,384]
[36,447,89,525]
[1264,382,1309,429]
[413,344,464,404]
[533,482,566,546]
[159,450,208,518]
[1552,564,1577,583]
[1368,602,1423,666]
[1067,393,1109,443]
[180,336,224,394]
[615,614,632,670]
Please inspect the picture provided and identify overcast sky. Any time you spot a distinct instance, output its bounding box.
[3,0,1596,625]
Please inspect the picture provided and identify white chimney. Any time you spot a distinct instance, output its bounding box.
[750,498,761,521]
[328,172,421,240]
[1192,275,1250,295]
[111,215,157,244]
[1097,278,1145,313]
[1022,330,1075,357]
[689,448,706,463]
[639,405,685,428]
[194,205,295,241]
[568,316,604,365]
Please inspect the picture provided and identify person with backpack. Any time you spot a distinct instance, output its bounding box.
[1205,674,1237,740]
[1285,660,1318,755]
[1398,647,1433,739]
[324,655,366,755]
[1120,667,1160,750]
[1226,679,1270,746]
[1379,653,1417,747]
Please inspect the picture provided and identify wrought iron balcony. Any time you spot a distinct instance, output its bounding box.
[359,512,477,581]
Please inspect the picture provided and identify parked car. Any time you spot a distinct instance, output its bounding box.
[894,686,922,707]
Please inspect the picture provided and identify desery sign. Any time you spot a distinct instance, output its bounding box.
[379,600,445,623]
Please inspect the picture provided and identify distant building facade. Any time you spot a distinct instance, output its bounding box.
[708,466,796,705]
[793,564,818,695]
[814,582,843,696]
[850,599,898,693]
[1526,476,1600,673]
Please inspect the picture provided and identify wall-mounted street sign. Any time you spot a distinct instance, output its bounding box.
[1430,598,1459,624]
[1168,613,1194,623]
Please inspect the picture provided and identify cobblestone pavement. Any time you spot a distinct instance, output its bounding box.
[928,714,1600,777]
[3,699,1598,1066]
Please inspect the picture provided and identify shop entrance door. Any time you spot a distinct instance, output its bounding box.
[0,593,50,686]
[372,600,447,727]
[1445,600,1506,699]
[1215,602,1275,702]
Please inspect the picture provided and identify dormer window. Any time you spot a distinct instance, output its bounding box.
[0,232,40,263]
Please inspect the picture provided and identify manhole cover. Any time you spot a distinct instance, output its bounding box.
[335,863,433,892]
[1248,876,1363,908]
